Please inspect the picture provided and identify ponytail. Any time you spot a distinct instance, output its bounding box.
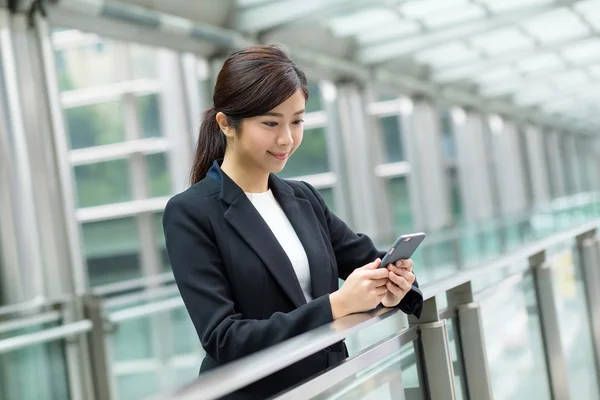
[191,107,224,184]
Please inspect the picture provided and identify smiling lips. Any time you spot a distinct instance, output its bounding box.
[269,152,288,161]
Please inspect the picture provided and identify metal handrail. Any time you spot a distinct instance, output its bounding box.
[420,218,600,300]
[0,320,92,354]
[108,296,183,323]
[154,307,401,400]
[0,311,62,334]
[155,217,600,400]
[92,272,175,296]
[0,295,70,318]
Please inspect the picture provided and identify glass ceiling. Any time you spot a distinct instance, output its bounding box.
[233,0,600,130]
[51,0,600,131]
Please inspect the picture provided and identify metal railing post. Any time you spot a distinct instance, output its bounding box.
[576,229,600,386]
[82,294,115,400]
[531,251,571,400]
[409,297,456,400]
[447,282,493,400]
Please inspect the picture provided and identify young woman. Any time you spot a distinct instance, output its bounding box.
[163,45,423,400]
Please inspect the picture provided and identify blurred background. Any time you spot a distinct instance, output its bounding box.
[1,0,600,399]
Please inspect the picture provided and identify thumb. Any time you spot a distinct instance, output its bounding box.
[361,258,381,270]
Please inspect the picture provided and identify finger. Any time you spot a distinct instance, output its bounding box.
[395,269,416,285]
[364,267,390,280]
[361,258,381,270]
[376,286,389,296]
[393,259,413,272]
[386,280,404,296]
[389,272,411,291]
[372,278,390,288]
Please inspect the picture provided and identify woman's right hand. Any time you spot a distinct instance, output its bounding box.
[329,258,389,319]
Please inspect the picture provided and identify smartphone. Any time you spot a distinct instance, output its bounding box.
[379,232,426,268]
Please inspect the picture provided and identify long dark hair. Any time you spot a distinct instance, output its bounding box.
[191,45,309,184]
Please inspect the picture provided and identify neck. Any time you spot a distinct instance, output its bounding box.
[220,154,270,193]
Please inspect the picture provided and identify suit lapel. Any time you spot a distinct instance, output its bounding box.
[270,175,332,300]
[218,166,307,308]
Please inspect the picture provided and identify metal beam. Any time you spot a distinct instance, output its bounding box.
[357,0,581,64]
[436,34,594,82]
[234,0,386,34]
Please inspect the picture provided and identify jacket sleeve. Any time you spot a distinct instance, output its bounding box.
[301,182,423,318]
[162,195,335,365]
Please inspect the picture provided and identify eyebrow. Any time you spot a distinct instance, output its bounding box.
[261,109,305,117]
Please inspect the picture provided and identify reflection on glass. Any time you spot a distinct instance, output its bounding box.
[116,372,159,400]
[551,246,600,399]
[480,274,552,400]
[279,127,330,178]
[388,177,413,234]
[138,94,162,138]
[65,101,125,149]
[146,153,172,197]
[310,340,425,400]
[82,217,141,286]
[0,324,70,400]
[74,159,132,208]
[378,115,405,163]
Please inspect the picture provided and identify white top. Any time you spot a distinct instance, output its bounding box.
[246,189,313,302]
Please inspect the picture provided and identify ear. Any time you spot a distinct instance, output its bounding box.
[216,112,235,138]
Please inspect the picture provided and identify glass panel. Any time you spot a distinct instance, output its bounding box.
[153,212,171,271]
[130,44,158,79]
[309,339,425,399]
[146,153,172,197]
[170,306,202,356]
[115,372,159,400]
[279,127,330,178]
[138,94,162,138]
[448,168,463,221]
[74,159,132,208]
[306,81,322,113]
[447,318,466,400]
[550,246,600,399]
[55,39,121,90]
[111,317,154,362]
[479,273,552,400]
[378,115,405,163]
[0,324,70,400]
[388,176,413,234]
[317,187,336,214]
[65,101,125,150]
[82,217,141,286]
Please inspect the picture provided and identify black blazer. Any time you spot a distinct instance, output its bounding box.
[163,160,423,399]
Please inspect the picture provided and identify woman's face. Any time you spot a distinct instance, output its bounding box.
[231,89,305,175]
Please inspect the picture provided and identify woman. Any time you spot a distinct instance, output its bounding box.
[163,45,423,399]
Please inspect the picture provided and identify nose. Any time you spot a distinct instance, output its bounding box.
[277,126,293,147]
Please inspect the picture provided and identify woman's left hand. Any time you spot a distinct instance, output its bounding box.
[381,259,415,308]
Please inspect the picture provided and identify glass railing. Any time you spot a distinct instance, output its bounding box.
[1,190,600,400]
[150,212,600,399]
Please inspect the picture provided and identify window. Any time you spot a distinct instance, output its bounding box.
[439,109,457,159]
[388,177,413,234]
[306,81,323,113]
[138,94,162,138]
[55,41,121,90]
[279,127,330,178]
[378,115,405,163]
[82,217,141,286]
[317,187,336,214]
[145,153,172,197]
[74,159,132,208]
[65,101,126,150]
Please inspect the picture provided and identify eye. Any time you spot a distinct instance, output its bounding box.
[292,119,305,125]
[263,122,278,127]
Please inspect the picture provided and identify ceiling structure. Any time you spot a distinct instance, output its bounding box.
[42,0,600,134]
